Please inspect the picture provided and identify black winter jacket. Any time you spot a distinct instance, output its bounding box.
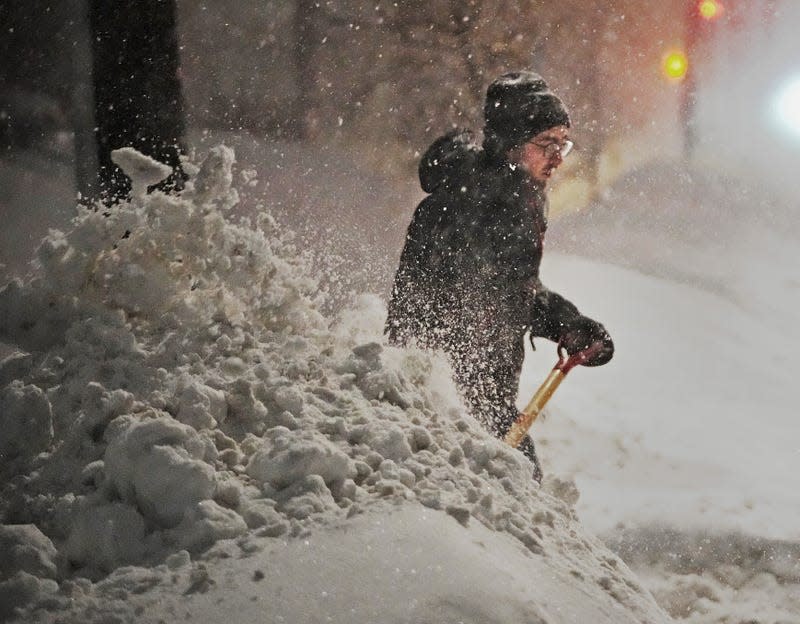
[386,130,582,350]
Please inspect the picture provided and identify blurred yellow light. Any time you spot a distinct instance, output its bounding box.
[663,51,689,80]
[698,0,722,20]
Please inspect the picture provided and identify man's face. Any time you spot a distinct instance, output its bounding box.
[513,125,571,185]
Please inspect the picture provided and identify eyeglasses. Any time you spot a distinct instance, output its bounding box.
[532,139,574,159]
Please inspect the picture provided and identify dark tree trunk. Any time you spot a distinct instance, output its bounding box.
[89,0,186,203]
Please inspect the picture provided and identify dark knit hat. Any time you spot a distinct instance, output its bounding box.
[483,71,570,158]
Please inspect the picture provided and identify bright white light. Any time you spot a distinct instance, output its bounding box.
[774,76,800,138]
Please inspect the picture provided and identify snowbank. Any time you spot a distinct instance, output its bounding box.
[0,146,669,622]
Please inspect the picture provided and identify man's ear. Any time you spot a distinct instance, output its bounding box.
[506,144,522,165]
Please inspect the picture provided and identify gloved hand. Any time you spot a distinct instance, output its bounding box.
[559,316,614,366]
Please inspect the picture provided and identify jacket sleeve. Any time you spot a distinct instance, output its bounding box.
[527,280,582,342]
[385,197,437,344]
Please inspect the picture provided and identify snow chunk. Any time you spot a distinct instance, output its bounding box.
[361,423,413,462]
[0,572,58,621]
[246,427,354,490]
[177,380,228,430]
[0,352,33,387]
[64,502,146,572]
[338,342,383,376]
[358,368,412,408]
[190,145,237,209]
[104,415,217,527]
[0,381,53,461]
[167,500,247,553]
[240,499,288,535]
[80,382,135,432]
[226,379,269,432]
[110,147,173,198]
[273,474,338,520]
[272,385,305,416]
[0,524,58,581]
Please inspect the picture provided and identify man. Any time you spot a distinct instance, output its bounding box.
[386,71,613,481]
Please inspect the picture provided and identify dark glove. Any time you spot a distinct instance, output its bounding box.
[559,316,614,367]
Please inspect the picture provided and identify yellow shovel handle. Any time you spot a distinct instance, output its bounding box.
[503,340,605,448]
[503,367,566,448]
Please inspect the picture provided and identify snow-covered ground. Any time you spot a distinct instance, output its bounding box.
[0,140,798,623]
[535,164,800,621]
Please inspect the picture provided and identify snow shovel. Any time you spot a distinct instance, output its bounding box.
[504,341,605,448]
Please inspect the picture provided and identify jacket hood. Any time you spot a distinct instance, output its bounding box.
[418,130,481,194]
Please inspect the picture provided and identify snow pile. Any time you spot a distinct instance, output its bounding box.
[0,146,669,623]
